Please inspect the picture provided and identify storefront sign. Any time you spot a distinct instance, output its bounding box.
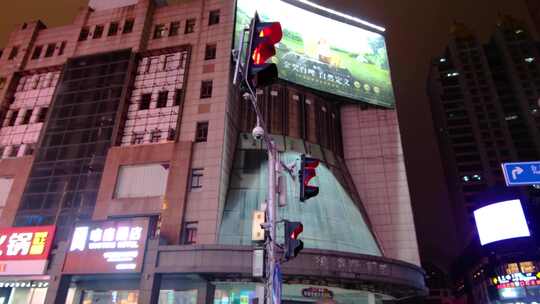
[0,281,48,288]
[0,225,55,276]
[63,218,149,274]
[492,272,540,289]
[302,287,334,299]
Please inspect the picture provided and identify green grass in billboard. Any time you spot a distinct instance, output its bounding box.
[235,0,395,108]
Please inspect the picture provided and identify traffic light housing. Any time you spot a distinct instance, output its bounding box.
[299,154,320,202]
[245,13,282,90]
[284,220,303,260]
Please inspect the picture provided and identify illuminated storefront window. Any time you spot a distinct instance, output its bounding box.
[158,290,197,304]
[81,290,139,304]
[520,261,536,273]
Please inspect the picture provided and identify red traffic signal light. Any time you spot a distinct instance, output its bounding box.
[284,220,303,260]
[299,154,320,202]
[245,13,282,89]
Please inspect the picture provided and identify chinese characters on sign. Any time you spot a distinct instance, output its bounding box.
[63,218,149,274]
[0,226,55,276]
[492,272,540,289]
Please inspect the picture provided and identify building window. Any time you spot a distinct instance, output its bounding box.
[150,129,161,143]
[185,19,196,34]
[131,132,144,145]
[25,144,35,156]
[200,80,213,99]
[153,24,165,39]
[22,109,32,125]
[167,128,176,141]
[37,107,48,122]
[31,45,43,60]
[174,89,183,106]
[0,78,6,90]
[44,43,56,58]
[8,46,19,60]
[8,110,18,126]
[169,21,180,36]
[182,222,198,244]
[157,91,168,108]
[108,22,119,36]
[163,55,175,70]
[78,27,89,41]
[208,10,220,26]
[115,163,170,198]
[9,145,19,158]
[195,122,209,142]
[139,93,152,110]
[93,25,104,39]
[204,43,217,60]
[123,19,135,34]
[190,168,203,189]
[0,49,3,60]
[58,41,66,55]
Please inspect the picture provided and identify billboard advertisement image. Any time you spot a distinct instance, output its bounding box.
[473,199,530,245]
[235,0,395,108]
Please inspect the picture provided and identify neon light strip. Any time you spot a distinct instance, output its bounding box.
[290,0,386,32]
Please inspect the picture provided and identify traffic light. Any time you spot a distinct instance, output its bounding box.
[284,220,303,260]
[245,13,282,89]
[299,154,320,202]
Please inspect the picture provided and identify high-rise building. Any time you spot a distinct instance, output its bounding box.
[0,0,424,303]
[428,16,540,304]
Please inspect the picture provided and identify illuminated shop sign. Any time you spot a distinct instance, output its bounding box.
[0,281,48,288]
[302,287,334,299]
[63,218,149,274]
[0,226,55,276]
[492,272,540,289]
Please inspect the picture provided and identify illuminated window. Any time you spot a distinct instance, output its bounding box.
[169,21,180,36]
[190,168,204,189]
[131,132,144,145]
[182,222,198,244]
[115,163,170,198]
[123,19,135,34]
[93,25,104,39]
[185,19,196,34]
[0,178,13,208]
[209,10,220,26]
[0,78,6,90]
[520,261,535,273]
[506,263,519,274]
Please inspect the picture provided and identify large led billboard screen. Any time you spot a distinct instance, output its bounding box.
[473,199,530,246]
[235,0,395,108]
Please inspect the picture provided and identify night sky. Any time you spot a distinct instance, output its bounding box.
[0,0,537,271]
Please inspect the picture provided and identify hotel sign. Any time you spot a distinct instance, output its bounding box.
[492,272,540,289]
[0,225,55,276]
[63,218,149,274]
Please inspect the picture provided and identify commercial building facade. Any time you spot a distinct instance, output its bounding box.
[428,17,540,304]
[0,0,425,303]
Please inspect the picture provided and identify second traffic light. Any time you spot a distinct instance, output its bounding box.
[245,13,282,90]
[299,154,320,202]
[284,220,303,261]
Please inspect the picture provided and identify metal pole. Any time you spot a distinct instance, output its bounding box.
[267,142,277,304]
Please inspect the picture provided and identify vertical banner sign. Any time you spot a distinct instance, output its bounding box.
[0,226,56,275]
[63,218,149,274]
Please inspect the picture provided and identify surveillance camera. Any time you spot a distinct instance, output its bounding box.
[252,125,264,140]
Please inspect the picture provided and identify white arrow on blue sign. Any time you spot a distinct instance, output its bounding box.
[502,161,540,186]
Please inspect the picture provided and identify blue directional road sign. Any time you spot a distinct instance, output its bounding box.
[502,161,540,186]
